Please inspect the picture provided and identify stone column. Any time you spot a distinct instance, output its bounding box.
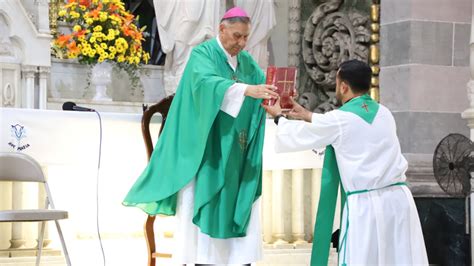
[291,169,306,245]
[380,0,471,195]
[288,0,301,68]
[461,0,474,258]
[38,66,50,109]
[35,0,50,34]
[37,166,51,248]
[262,170,273,244]
[271,169,288,245]
[311,168,322,241]
[9,183,25,249]
[22,65,37,109]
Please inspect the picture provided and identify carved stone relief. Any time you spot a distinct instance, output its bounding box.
[3,83,15,107]
[0,15,14,57]
[299,0,370,113]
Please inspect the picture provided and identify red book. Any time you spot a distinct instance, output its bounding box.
[263,66,297,110]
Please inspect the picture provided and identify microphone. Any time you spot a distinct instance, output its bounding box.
[62,101,96,112]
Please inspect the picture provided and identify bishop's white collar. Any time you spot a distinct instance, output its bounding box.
[216,35,238,71]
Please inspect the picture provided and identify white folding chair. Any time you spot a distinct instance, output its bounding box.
[0,152,71,266]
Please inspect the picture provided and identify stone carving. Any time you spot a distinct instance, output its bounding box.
[301,0,370,113]
[3,83,15,107]
[0,16,14,57]
[288,0,301,67]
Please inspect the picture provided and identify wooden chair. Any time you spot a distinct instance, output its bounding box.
[141,95,174,266]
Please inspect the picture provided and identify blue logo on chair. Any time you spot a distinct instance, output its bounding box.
[8,124,30,151]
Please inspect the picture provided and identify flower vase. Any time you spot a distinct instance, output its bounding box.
[91,61,113,101]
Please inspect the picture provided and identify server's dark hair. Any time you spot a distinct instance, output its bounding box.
[337,59,372,93]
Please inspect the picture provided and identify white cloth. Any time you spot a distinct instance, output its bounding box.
[275,104,429,265]
[173,181,262,265]
[235,0,276,69]
[171,39,261,265]
[153,0,220,95]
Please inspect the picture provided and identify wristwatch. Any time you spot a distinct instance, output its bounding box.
[274,113,287,125]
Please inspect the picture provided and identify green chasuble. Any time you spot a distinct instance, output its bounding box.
[123,38,266,239]
[311,94,379,265]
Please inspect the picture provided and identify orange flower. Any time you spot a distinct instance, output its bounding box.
[121,25,134,37]
[109,4,119,12]
[67,41,80,54]
[74,29,87,38]
[88,2,103,19]
[56,34,72,47]
[78,0,91,8]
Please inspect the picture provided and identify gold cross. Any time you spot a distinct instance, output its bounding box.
[239,130,247,151]
[276,69,294,92]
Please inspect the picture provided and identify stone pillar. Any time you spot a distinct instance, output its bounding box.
[271,169,288,245]
[9,183,25,249]
[291,169,306,245]
[37,166,51,248]
[22,65,37,109]
[262,170,273,244]
[461,0,474,259]
[380,0,471,196]
[35,0,50,34]
[38,67,50,109]
[311,168,322,240]
[288,0,301,68]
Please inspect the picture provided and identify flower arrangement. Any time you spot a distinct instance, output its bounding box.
[52,0,150,95]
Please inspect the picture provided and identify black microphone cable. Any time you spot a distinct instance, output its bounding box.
[94,110,106,266]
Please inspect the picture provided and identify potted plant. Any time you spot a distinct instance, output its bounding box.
[52,0,150,101]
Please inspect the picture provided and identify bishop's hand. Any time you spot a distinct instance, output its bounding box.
[244,84,278,100]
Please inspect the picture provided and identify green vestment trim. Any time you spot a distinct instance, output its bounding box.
[123,38,266,238]
[311,94,379,265]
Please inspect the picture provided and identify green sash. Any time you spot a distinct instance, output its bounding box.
[310,94,379,265]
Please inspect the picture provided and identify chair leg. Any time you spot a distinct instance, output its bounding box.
[55,220,71,266]
[144,215,156,266]
[36,221,46,266]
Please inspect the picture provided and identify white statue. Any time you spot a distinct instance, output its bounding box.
[234,0,276,69]
[153,0,221,96]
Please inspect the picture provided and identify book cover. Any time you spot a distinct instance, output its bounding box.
[263,66,297,110]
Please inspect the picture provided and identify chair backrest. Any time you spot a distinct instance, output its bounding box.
[142,95,174,160]
[0,152,46,183]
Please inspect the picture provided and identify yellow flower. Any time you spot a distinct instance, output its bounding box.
[80,5,86,11]
[100,43,108,49]
[70,11,80,19]
[108,53,115,60]
[117,55,125,63]
[67,52,78,59]
[73,25,81,32]
[93,25,103,32]
[90,37,96,43]
[86,18,94,25]
[98,57,105,62]
[109,47,116,53]
[58,10,67,17]
[99,13,108,22]
[143,53,150,64]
